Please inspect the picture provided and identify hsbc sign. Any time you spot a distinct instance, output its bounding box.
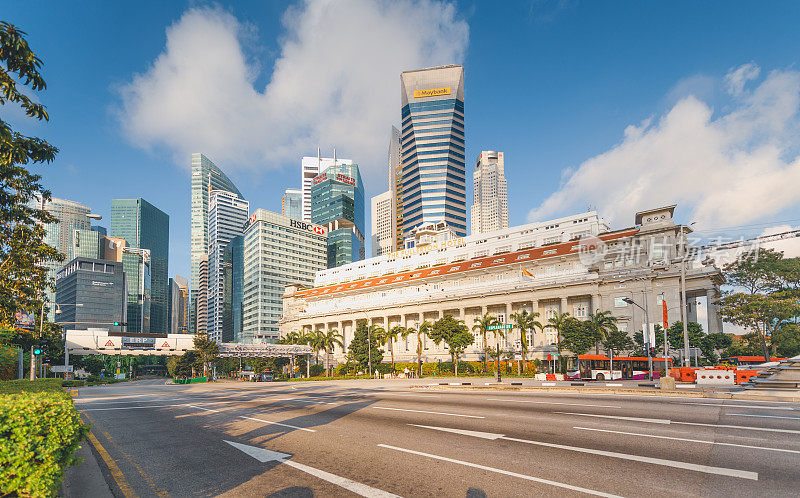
[314,226,325,235]
[290,219,325,235]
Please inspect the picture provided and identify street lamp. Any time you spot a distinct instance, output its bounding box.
[622,296,654,381]
[677,223,696,367]
[55,303,84,375]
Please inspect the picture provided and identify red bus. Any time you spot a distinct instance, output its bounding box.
[720,356,787,367]
[567,355,673,380]
[614,356,673,380]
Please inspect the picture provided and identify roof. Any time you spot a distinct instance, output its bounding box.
[635,205,676,225]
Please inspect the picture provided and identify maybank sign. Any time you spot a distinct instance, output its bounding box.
[413,87,451,98]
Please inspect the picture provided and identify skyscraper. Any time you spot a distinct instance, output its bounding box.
[110,198,169,332]
[190,153,244,333]
[300,151,353,221]
[197,254,209,335]
[281,188,302,220]
[55,258,126,332]
[310,162,365,267]
[399,65,466,241]
[371,190,393,257]
[221,236,243,343]
[120,247,151,333]
[207,190,249,343]
[388,125,403,250]
[471,151,509,234]
[174,275,189,333]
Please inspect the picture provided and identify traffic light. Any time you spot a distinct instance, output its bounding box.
[649,347,658,357]
[113,321,127,326]
[33,346,43,355]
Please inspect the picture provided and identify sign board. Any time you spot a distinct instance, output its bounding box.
[413,87,451,98]
[122,336,156,349]
[643,323,656,346]
[487,324,513,331]
[50,365,74,373]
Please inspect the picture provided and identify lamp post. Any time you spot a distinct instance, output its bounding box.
[678,223,695,366]
[623,291,654,381]
[55,303,84,375]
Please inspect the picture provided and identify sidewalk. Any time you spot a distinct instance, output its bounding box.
[61,441,113,497]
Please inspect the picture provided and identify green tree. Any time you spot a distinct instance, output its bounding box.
[602,328,634,358]
[384,325,405,372]
[347,322,384,373]
[770,323,800,358]
[318,329,344,376]
[472,312,498,373]
[588,310,618,354]
[510,309,543,368]
[429,315,474,375]
[193,333,219,379]
[718,292,800,361]
[0,22,62,330]
[559,318,595,355]
[723,248,784,295]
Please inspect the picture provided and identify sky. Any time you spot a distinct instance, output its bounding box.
[4,0,800,283]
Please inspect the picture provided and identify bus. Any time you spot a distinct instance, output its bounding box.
[567,355,621,381]
[720,356,787,367]
[613,357,673,380]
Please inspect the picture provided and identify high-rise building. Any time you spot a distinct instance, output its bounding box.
[242,210,327,343]
[207,190,249,343]
[310,162,365,267]
[371,190,393,257]
[55,257,126,332]
[174,275,189,334]
[110,198,169,332]
[120,247,151,333]
[197,254,209,335]
[168,277,178,334]
[69,229,100,260]
[471,151,509,235]
[222,236,243,343]
[399,65,466,241]
[301,151,353,221]
[281,188,302,220]
[388,125,402,250]
[190,153,244,333]
[91,225,107,236]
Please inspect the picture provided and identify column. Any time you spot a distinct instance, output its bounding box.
[560,297,569,316]
[707,289,722,335]
[593,294,602,313]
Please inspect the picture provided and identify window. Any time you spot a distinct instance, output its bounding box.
[614,297,628,308]
[656,294,664,306]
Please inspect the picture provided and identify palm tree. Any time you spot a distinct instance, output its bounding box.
[308,330,325,366]
[511,310,543,374]
[318,329,344,376]
[488,323,508,381]
[285,330,301,345]
[546,311,571,373]
[384,325,405,372]
[401,321,431,377]
[473,313,499,373]
[588,310,618,354]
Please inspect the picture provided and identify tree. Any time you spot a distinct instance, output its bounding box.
[559,318,595,355]
[472,313,498,372]
[602,329,634,358]
[384,325,405,372]
[318,329,344,377]
[587,310,618,354]
[718,292,800,361]
[723,248,783,295]
[347,322,383,373]
[429,315,474,375]
[401,321,431,377]
[510,310,543,369]
[772,323,800,358]
[193,333,219,379]
[0,22,62,330]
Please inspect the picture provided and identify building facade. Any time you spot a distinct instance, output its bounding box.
[174,275,189,333]
[55,258,126,332]
[280,206,724,364]
[120,247,151,333]
[243,210,327,343]
[69,229,101,259]
[207,190,249,343]
[110,198,169,333]
[471,151,509,235]
[310,162,365,268]
[282,188,303,220]
[371,190,393,257]
[190,153,244,333]
[388,125,402,251]
[400,65,467,239]
[196,254,209,335]
[222,236,244,343]
[300,152,353,222]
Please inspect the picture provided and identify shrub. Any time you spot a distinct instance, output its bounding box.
[0,390,89,496]
[0,378,64,395]
[309,364,325,377]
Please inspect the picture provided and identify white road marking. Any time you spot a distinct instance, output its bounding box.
[573,426,800,454]
[675,384,696,388]
[187,404,222,413]
[372,406,484,419]
[685,403,793,410]
[79,403,193,411]
[486,398,620,408]
[227,441,399,497]
[238,415,317,432]
[605,383,623,387]
[412,425,758,480]
[729,413,800,420]
[409,424,504,439]
[378,444,620,497]
[541,382,556,386]
[557,411,800,434]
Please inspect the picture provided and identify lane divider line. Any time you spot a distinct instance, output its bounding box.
[729,413,800,420]
[486,398,620,408]
[372,406,484,419]
[238,415,317,432]
[555,411,800,435]
[85,430,135,498]
[284,460,400,497]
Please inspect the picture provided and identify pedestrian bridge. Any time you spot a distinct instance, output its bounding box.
[65,329,312,357]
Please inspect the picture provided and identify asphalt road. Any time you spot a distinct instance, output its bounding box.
[71,378,800,497]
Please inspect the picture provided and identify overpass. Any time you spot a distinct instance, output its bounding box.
[65,329,312,357]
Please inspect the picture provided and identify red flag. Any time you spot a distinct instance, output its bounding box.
[662,300,668,329]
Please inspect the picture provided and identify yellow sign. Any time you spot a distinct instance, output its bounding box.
[413,87,451,98]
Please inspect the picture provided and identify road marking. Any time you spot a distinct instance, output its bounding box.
[85,430,135,497]
[80,403,193,411]
[685,403,793,410]
[238,415,317,432]
[541,382,556,386]
[729,413,800,420]
[557,412,800,434]
[187,404,222,413]
[378,444,620,497]
[486,398,620,408]
[675,384,696,388]
[372,406,484,418]
[572,426,800,454]
[605,383,623,387]
[227,440,399,497]
[412,424,758,480]
[409,424,504,439]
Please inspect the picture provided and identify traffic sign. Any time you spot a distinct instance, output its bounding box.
[50,365,74,373]
[487,324,513,330]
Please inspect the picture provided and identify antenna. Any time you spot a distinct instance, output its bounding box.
[333,147,337,163]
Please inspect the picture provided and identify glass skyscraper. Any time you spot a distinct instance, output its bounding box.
[310,162,365,268]
[222,235,243,343]
[190,153,244,333]
[110,198,169,333]
[120,247,151,333]
[399,65,466,240]
[282,188,302,220]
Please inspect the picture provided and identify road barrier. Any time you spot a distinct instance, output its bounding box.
[696,369,735,385]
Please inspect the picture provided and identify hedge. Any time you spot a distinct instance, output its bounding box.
[0,384,89,496]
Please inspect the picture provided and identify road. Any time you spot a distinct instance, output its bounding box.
[71,378,800,497]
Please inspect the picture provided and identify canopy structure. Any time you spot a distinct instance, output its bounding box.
[65,329,311,357]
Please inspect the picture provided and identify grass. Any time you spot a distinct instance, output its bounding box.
[0,378,64,395]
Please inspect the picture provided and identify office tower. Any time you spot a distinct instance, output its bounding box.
[310,162,365,267]
[174,275,189,333]
[281,188,302,220]
[55,258,126,332]
[110,198,169,332]
[168,277,178,334]
[242,210,327,343]
[190,153,244,334]
[388,125,402,250]
[101,236,127,262]
[399,65,466,241]
[371,190,393,257]
[471,151,509,234]
[197,254,209,335]
[69,229,100,259]
[207,190,249,343]
[300,150,353,221]
[221,236,243,343]
[120,247,151,333]
[91,225,107,236]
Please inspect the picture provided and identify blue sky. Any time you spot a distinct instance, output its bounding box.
[4,0,800,281]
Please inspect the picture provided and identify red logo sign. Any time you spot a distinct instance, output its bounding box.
[104,340,114,347]
[161,341,170,347]
[314,226,325,235]
[250,213,257,223]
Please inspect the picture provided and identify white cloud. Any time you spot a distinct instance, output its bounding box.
[529,64,800,230]
[117,0,468,186]
[758,224,800,258]
[724,62,760,96]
